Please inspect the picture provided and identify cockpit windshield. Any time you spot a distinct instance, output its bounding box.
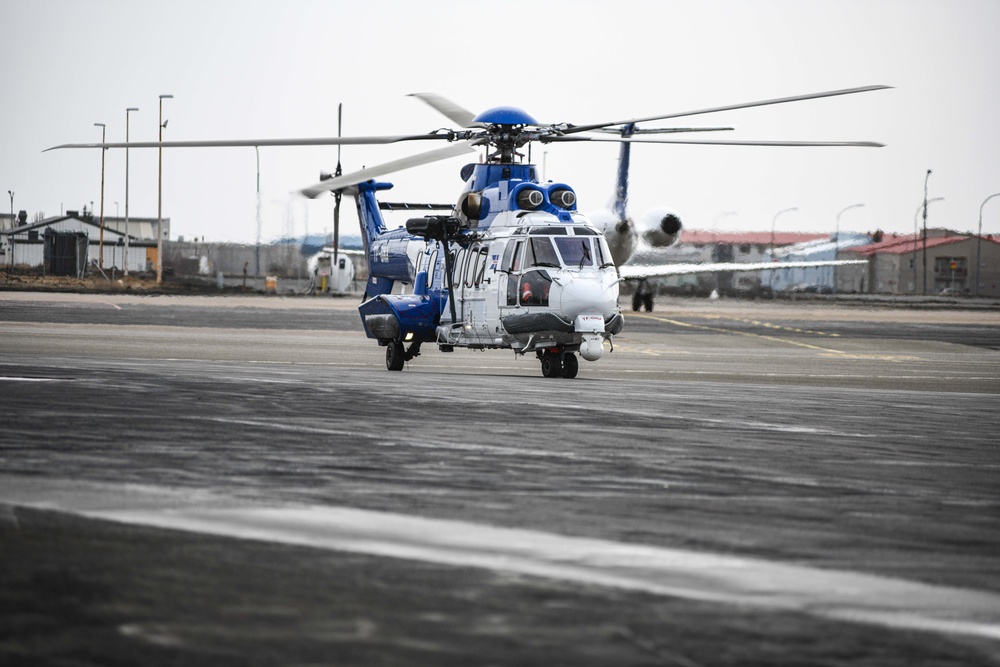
[554,237,594,268]
[526,237,560,268]
[513,232,615,272]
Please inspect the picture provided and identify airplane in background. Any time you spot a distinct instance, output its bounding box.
[586,119,869,312]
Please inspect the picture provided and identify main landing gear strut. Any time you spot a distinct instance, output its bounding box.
[538,349,579,379]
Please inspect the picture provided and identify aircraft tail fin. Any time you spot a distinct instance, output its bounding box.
[611,123,636,222]
[354,181,396,297]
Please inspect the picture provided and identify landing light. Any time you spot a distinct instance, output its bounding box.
[404,332,414,341]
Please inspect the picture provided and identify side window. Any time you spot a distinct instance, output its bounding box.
[510,240,524,273]
[596,236,613,267]
[465,245,486,288]
[454,248,467,286]
[473,247,489,287]
[463,248,476,288]
[519,270,552,307]
[426,247,439,286]
[500,239,515,272]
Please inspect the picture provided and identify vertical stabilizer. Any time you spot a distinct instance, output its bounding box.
[354,180,395,297]
[611,123,636,221]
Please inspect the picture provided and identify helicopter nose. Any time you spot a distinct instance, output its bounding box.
[557,275,616,319]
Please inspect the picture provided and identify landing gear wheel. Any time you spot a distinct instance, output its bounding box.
[386,340,405,371]
[560,353,579,379]
[540,352,561,378]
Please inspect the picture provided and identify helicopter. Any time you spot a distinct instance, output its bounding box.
[48,86,886,377]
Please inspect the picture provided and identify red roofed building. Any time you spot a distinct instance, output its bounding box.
[838,230,1000,295]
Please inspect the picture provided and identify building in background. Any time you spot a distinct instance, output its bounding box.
[1,211,158,274]
[838,231,1000,296]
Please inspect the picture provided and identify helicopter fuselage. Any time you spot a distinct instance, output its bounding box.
[354,163,623,377]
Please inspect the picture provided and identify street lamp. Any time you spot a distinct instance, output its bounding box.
[912,197,943,293]
[770,207,798,292]
[833,203,864,294]
[125,106,138,276]
[6,190,12,272]
[255,145,261,277]
[976,192,1000,297]
[922,169,932,294]
[95,122,107,269]
[157,94,173,284]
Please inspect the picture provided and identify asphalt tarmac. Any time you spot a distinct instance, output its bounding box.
[2,291,999,666]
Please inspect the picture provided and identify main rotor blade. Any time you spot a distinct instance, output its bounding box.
[44,134,451,151]
[589,126,735,135]
[299,139,482,198]
[563,85,892,135]
[545,136,885,147]
[408,93,487,129]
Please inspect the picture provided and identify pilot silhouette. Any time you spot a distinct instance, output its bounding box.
[521,278,534,304]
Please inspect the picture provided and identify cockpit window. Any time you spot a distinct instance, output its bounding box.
[554,237,594,269]
[573,227,599,236]
[596,236,614,268]
[529,227,567,235]
[527,237,560,268]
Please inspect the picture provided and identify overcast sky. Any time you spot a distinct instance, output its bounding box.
[2,0,998,244]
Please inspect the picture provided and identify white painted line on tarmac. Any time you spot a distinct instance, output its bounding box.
[4,477,998,643]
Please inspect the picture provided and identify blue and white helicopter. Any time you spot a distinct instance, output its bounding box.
[50,86,886,377]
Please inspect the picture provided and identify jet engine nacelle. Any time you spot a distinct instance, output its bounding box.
[641,210,683,248]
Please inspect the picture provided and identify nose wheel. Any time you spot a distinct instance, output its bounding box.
[539,351,579,379]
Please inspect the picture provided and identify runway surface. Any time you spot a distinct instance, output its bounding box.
[2,291,999,665]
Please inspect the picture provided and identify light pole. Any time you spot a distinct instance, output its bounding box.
[255,145,261,278]
[6,190,12,271]
[912,197,943,293]
[976,192,1000,297]
[157,94,173,284]
[95,123,107,269]
[834,203,864,294]
[125,106,138,276]
[922,170,932,294]
[770,207,798,292]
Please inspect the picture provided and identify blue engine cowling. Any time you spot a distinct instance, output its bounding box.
[359,293,444,343]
